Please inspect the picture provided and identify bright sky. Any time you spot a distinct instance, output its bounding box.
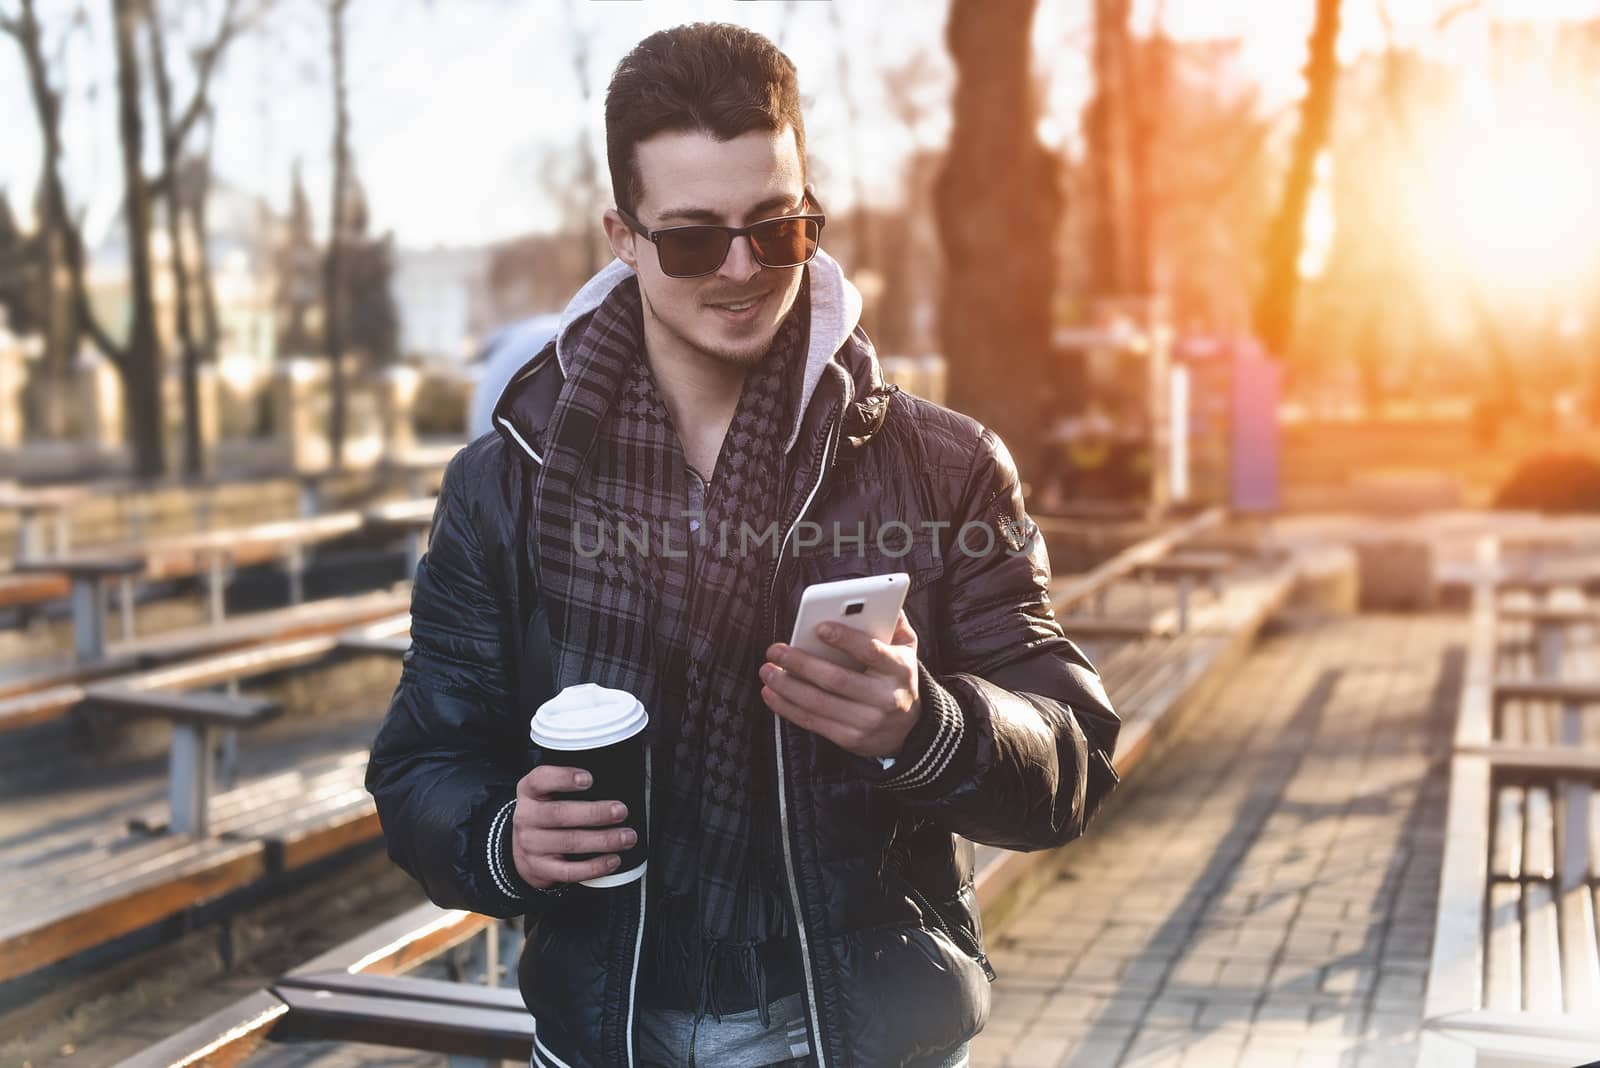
[1,0,1595,249]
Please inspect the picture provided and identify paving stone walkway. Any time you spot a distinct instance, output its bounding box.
[973,613,1464,1068]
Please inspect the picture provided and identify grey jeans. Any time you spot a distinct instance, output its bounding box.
[634,992,971,1068]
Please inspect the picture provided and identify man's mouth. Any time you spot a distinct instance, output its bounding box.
[706,293,766,319]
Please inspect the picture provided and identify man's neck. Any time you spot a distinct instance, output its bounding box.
[640,317,748,480]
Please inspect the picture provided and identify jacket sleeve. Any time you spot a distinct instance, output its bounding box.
[859,426,1121,851]
[364,452,543,916]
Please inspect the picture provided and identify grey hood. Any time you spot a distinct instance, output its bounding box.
[494,247,864,459]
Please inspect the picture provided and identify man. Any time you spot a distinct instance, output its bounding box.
[366,22,1119,1068]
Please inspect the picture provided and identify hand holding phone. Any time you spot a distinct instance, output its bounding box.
[788,573,910,670]
[767,572,921,760]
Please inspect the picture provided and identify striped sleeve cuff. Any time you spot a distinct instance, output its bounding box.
[873,662,970,799]
[486,797,566,904]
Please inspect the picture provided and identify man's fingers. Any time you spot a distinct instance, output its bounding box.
[762,661,871,727]
[516,852,625,888]
[518,764,593,800]
[815,618,909,673]
[762,681,870,754]
[523,824,637,858]
[763,644,880,703]
[890,610,916,646]
[523,798,628,829]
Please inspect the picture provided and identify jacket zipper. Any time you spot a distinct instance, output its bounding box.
[625,747,651,1067]
[768,409,842,1068]
[894,875,998,983]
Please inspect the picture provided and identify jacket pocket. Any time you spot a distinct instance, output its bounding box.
[885,868,996,983]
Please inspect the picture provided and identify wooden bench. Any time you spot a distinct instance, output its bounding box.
[976,526,1299,928]
[84,684,282,837]
[0,483,88,561]
[112,903,503,1068]
[1421,553,1600,1066]
[363,498,436,579]
[337,612,412,658]
[11,554,146,661]
[1129,550,1234,633]
[4,511,372,660]
[0,749,392,984]
[0,569,71,611]
[0,586,410,731]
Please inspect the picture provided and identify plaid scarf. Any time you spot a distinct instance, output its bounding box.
[531,274,810,1019]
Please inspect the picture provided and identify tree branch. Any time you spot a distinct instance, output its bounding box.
[166,0,246,156]
[4,0,124,370]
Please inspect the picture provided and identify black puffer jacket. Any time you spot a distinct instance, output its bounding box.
[365,284,1120,1068]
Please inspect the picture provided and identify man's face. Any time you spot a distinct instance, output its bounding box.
[605,127,808,370]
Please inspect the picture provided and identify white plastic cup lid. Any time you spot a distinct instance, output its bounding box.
[530,683,649,750]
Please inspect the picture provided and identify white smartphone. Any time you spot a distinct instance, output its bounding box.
[789,573,911,670]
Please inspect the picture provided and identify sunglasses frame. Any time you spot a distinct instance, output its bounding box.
[617,193,828,278]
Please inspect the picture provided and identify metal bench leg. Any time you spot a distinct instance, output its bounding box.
[118,574,137,641]
[170,722,216,838]
[70,577,109,663]
[406,530,424,580]
[18,509,42,562]
[207,551,228,624]
[218,682,241,790]
[285,544,305,605]
[1536,621,1564,681]
[298,477,321,519]
[485,919,499,989]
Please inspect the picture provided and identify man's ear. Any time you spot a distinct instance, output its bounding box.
[602,209,639,269]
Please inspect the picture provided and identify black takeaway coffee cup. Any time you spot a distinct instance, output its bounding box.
[529,682,649,888]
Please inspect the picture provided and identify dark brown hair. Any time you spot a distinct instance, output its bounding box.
[605,22,806,216]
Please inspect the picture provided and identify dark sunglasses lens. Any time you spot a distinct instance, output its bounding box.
[658,228,732,277]
[750,218,819,268]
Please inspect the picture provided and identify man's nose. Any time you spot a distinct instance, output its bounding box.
[717,234,762,284]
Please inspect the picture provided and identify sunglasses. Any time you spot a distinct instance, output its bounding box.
[617,194,827,278]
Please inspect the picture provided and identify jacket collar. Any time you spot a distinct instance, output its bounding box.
[491,250,894,468]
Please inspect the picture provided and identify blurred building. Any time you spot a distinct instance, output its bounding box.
[391,245,491,364]
[91,164,279,370]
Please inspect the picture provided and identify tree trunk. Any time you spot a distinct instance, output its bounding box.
[1252,0,1341,359]
[1084,0,1132,297]
[935,0,1063,486]
[324,0,350,469]
[113,0,166,478]
[147,8,205,478]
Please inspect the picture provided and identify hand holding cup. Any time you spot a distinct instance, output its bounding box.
[511,765,637,889]
[522,683,650,890]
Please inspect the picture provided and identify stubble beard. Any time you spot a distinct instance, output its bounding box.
[642,285,794,371]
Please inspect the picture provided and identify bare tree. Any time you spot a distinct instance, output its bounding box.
[562,0,606,277]
[4,0,250,477]
[146,0,251,478]
[936,0,1064,484]
[1083,0,1133,297]
[324,0,351,468]
[1252,0,1342,358]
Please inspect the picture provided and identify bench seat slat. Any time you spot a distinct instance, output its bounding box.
[1492,786,1524,880]
[1592,788,1600,881]
[1557,885,1600,1017]
[0,840,265,984]
[1523,880,1564,1014]
[0,838,252,925]
[1486,882,1523,1012]
[1525,788,1557,880]
[1527,703,1552,747]
[269,985,532,1061]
